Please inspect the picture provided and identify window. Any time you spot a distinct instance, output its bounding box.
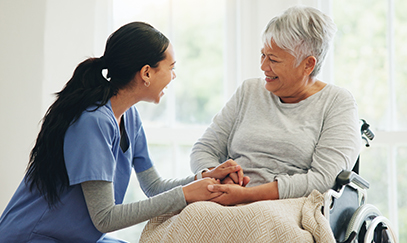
[333,0,407,240]
[109,0,226,240]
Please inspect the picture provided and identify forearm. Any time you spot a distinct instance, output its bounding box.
[137,166,195,197]
[81,180,187,233]
[244,181,279,202]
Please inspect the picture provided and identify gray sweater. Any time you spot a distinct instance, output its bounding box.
[190,78,361,199]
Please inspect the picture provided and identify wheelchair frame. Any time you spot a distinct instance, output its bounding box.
[323,120,397,243]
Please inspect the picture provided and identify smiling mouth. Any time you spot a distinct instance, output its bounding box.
[265,76,278,82]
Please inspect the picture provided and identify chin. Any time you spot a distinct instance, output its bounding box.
[264,83,275,93]
[153,96,163,104]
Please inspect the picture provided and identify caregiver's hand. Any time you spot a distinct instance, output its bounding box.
[221,173,250,186]
[202,159,245,185]
[207,184,248,206]
[182,178,222,204]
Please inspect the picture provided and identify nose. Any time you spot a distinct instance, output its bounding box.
[172,70,176,80]
[260,57,269,72]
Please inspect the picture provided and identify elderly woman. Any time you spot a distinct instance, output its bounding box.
[191,5,361,205]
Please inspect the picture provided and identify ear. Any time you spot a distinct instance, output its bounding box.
[140,64,151,82]
[303,56,316,76]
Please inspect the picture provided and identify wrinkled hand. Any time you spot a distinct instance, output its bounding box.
[203,159,245,185]
[207,183,248,206]
[183,178,222,204]
[221,172,251,186]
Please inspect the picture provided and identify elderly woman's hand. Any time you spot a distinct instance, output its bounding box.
[202,159,248,185]
[208,181,279,206]
[221,172,251,186]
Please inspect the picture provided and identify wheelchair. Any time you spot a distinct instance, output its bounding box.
[323,119,398,243]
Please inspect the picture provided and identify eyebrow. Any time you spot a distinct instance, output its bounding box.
[261,49,277,57]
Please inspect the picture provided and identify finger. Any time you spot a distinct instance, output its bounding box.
[222,159,237,168]
[207,184,229,193]
[228,172,239,184]
[221,177,234,184]
[210,194,227,205]
[242,176,250,187]
[207,192,223,200]
[237,167,244,186]
[218,165,241,179]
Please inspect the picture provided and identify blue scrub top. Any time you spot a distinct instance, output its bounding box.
[0,101,153,242]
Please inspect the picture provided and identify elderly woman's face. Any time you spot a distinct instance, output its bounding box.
[260,40,309,102]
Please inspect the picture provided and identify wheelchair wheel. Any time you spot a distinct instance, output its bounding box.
[345,204,381,242]
[365,215,397,243]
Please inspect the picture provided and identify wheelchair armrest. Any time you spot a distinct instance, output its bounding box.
[336,170,370,190]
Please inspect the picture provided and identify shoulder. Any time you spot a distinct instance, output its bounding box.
[324,83,354,98]
[320,84,356,105]
[82,105,115,125]
[68,104,118,138]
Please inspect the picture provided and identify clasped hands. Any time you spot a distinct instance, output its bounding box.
[183,159,250,206]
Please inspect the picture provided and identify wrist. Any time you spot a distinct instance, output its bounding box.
[241,186,254,203]
[201,169,210,178]
[196,168,209,180]
[182,186,190,204]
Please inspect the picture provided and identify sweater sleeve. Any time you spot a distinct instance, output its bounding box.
[81,180,187,233]
[275,89,361,199]
[81,166,195,233]
[190,82,243,173]
[137,166,195,197]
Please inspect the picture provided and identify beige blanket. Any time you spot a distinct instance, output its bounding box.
[139,190,335,243]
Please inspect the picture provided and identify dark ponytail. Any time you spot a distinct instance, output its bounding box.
[26,22,169,207]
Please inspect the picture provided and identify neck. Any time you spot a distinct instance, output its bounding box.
[280,78,326,103]
[110,90,140,124]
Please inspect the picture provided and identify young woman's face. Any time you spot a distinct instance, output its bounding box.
[148,44,177,104]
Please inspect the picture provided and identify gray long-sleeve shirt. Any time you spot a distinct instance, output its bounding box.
[190,78,361,199]
[81,166,195,233]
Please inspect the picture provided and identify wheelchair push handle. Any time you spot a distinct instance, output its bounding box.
[360,119,374,147]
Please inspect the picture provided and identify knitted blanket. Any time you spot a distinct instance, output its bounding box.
[139,190,335,243]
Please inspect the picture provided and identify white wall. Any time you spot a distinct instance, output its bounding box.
[0,0,46,212]
[0,0,111,212]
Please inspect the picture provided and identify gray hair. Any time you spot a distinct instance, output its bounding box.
[262,5,337,77]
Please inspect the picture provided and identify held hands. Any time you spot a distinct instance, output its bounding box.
[186,159,251,205]
[202,159,250,186]
[182,178,222,204]
[207,183,247,206]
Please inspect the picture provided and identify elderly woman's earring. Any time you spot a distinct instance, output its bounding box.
[144,81,150,87]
